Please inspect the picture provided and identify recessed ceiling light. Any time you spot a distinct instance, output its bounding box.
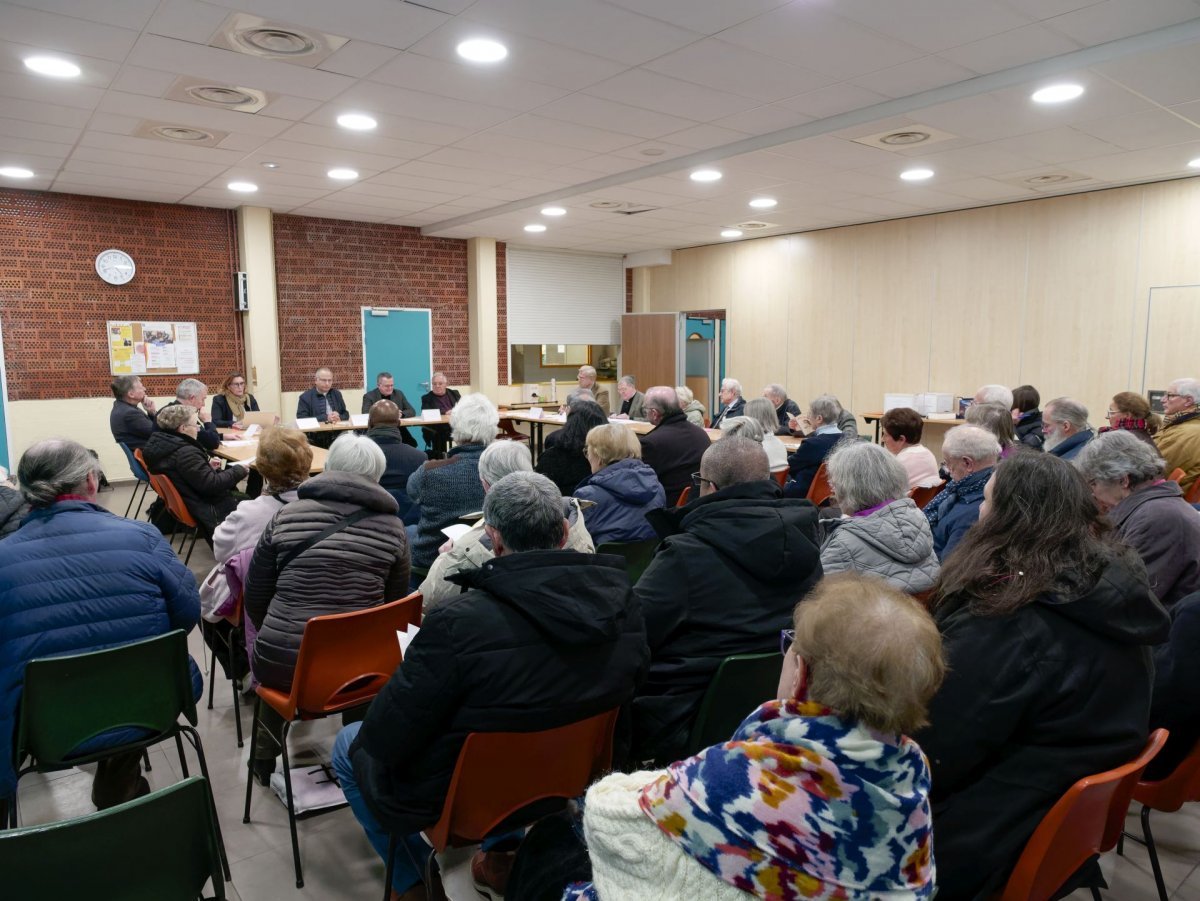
[900,168,934,181]
[541,206,566,216]
[1031,83,1084,104]
[328,168,359,180]
[524,224,546,233]
[228,181,258,193]
[260,161,280,170]
[720,229,743,238]
[456,39,508,63]
[748,197,777,209]
[0,167,34,179]
[23,56,80,79]
[690,169,722,183]
[337,113,377,131]
[1188,158,1200,169]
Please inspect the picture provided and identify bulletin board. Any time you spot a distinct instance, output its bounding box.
[107,321,200,376]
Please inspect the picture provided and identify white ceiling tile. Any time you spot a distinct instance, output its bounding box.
[407,0,474,13]
[600,0,793,35]
[877,186,978,208]
[79,130,246,164]
[485,115,644,153]
[97,93,293,138]
[561,153,654,176]
[769,135,902,168]
[0,132,72,159]
[215,132,271,152]
[200,0,449,50]
[721,150,812,180]
[52,180,188,203]
[1,5,139,61]
[1097,42,1200,107]
[393,159,514,186]
[108,65,178,99]
[328,81,515,129]
[0,115,76,146]
[832,195,928,216]
[260,95,323,122]
[452,132,594,165]
[4,0,159,30]
[70,144,229,176]
[1043,0,1200,46]
[317,41,400,79]
[1073,108,1200,151]
[989,125,1126,163]
[0,70,106,110]
[369,53,569,111]
[287,203,396,221]
[536,93,700,140]
[653,124,752,151]
[850,56,981,99]
[713,104,813,136]
[1065,143,1200,180]
[0,95,89,127]
[642,39,835,104]
[833,0,1033,54]
[775,83,890,119]
[62,158,212,187]
[938,176,1036,200]
[250,137,415,172]
[1170,100,1200,123]
[582,69,760,122]
[921,141,1045,175]
[1000,0,1104,18]
[939,23,1082,73]
[53,169,194,194]
[146,0,230,43]
[343,180,463,205]
[420,145,550,177]
[272,122,437,160]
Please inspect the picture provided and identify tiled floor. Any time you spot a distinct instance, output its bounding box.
[11,481,1200,899]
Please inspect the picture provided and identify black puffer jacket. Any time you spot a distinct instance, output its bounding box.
[349,550,648,834]
[244,470,410,691]
[141,429,243,533]
[632,480,821,763]
[915,552,1170,900]
[1015,410,1045,450]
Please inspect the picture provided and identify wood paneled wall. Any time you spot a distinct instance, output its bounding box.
[634,177,1200,432]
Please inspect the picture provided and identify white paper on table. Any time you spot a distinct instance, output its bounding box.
[396,623,421,655]
[421,408,442,421]
[295,417,319,429]
[440,522,472,543]
[221,439,255,447]
[243,424,260,437]
[528,407,543,418]
[350,413,369,427]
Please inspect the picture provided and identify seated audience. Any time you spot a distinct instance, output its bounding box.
[638,386,711,506]
[109,374,158,450]
[742,397,789,472]
[966,401,1019,457]
[612,376,647,421]
[924,425,999,561]
[709,378,745,428]
[633,437,821,763]
[0,439,203,810]
[159,378,220,450]
[211,371,260,429]
[718,417,773,470]
[763,383,801,433]
[296,367,348,424]
[420,371,461,458]
[1147,592,1200,780]
[674,385,706,426]
[1042,396,1094,461]
[1011,384,1044,450]
[1076,431,1200,606]
[574,424,665,546]
[142,402,248,538]
[407,393,498,570]
[577,365,611,414]
[1100,390,1160,449]
[244,433,409,784]
[973,383,1013,409]
[915,452,1169,900]
[421,441,593,609]
[569,575,943,901]
[881,407,941,489]
[821,441,939,594]
[535,400,609,495]
[366,400,428,524]
[331,472,648,901]
[783,394,846,498]
[1155,377,1200,491]
[546,389,596,447]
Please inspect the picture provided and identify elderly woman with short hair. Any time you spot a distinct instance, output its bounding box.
[821,441,939,594]
[420,441,593,609]
[406,393,499,570]
[1076,431,1200,606]
[924,425,1000,561]
[675,385,706,426]
[244,432,410,783]
[783,394,845,499]
[742,397,789,472]
[574,423,666,545]
[966,401,1019,458]
[881,407,941,489]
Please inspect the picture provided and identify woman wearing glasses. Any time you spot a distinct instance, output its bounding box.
[211,371,261,430]
[1098,390,1160,449]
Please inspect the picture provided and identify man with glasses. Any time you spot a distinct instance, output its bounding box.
[156,378,220,451]
[1156,377,1200,493]
[630,436,821,765]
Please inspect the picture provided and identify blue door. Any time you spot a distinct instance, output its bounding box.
[362,308,433,444]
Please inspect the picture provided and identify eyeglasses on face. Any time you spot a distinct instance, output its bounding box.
[780,628,795,655]
[1164,393,1184,400]
[690,472,717,491]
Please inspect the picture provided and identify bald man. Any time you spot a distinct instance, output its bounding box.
[638,386,710,505]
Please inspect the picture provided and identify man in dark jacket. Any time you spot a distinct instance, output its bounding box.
[297,367,349,423]
[1043,396,1094,462]
[709,377,746,429]
[764,383,801,433]
[362,371,418,448]
[632,436,821,764]
[925,425,1000,561]
[109,374,158,450]
[420,371,461,458]
[155,379,221,451]
[638,386,711,506]
[366,399,427,523]
[332,472,648,899]
[782,393,846,498]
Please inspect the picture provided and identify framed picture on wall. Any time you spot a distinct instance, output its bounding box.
[540,344,590,367]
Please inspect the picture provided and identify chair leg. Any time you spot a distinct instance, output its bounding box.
[184,529,198,566]
[142,749,152,772]
[1091,888,1102,901]
[133,481,148,520]
[123,482,136,517]
[243,696,261,824]
[278,721,304,888]
[1142,805,1169,901]
[181,725,232,883]
[384,834,397,901]
[174,732,190,778]
[207,624,218,711]
[231,631,244,749]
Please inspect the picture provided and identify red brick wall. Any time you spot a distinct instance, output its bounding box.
[496,241,508,385]
[0,189,241,401]
[273,215,469,391]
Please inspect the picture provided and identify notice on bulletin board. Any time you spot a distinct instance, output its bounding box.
[108,321,200,376]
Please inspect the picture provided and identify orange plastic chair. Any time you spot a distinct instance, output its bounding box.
[806,463,833,506]
[908,481,946,509]
[1185,478,1200,505]
[243,591,423,888]
[383,708,619,900]
[675,485,691,507]
[135,448,200,563]
[1167,467,1185,484]
[997,728,1168,901]
[772,470,788,487]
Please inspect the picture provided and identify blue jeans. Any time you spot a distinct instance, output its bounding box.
[332,722,429,894]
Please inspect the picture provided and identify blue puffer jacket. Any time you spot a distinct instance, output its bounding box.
[0,501,202,797]
[574,458,666,545]
[924,467,993,562]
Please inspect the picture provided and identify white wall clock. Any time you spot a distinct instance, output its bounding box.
[95,248,136,285]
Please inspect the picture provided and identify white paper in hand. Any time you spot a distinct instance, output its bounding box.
[440,522,472,543]
[396,623,421,655]
[243,424,261,437]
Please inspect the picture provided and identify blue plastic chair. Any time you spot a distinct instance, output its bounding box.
[118,442,151,519]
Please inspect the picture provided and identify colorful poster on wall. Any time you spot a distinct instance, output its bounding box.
[107,321,199,376]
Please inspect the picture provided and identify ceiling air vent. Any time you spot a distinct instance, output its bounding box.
[999,170,1093,192]
[135,122,228,147]
[851,124,958,151]
[589,200,624,209]
[167,78,269,113]
[613,204,659,215]
[210,13,347,68]
[733,220,774,230]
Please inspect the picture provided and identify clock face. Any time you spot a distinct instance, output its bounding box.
[95,249,136,285]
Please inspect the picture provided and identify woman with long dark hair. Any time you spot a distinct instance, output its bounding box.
[915,452,1169,900]
[535,400,609,496]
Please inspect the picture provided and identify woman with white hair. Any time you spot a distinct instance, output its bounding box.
[924,425,1000,561]
[741,397,789,472]
[675,386,706,427]
[783,394,845,498]
[1076,431,1200,606]
[822,441,939,594]
[243,431,409,784]
[406,393,499,570]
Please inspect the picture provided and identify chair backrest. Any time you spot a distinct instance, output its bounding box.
[119,442,150,482]
[1186,477,1200,505]
[241,410,278,426]
[772,469,788,486]
[153,472,198,529]
[285,592,422,719]
[686,652,781,756]
[999,728,1169,901]
[595,538,660,585]
[908,481,946,509]
[16,631,198,769]
[806,462,833,506]
[674,485,691,507]
[425,707,620,852]
[0,776,225,900]
[1135,735,1200,814]
[1167,467,1185,483]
